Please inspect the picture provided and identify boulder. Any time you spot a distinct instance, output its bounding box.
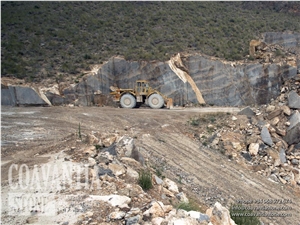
[237,106,255,117]
[2,85,50,106]
[241,152,252,161]
[291,159,299,165]
[96,166,114,177]
[284,122,300,145]
[266,105,276,112]
[288,111,300,131]
[188,211,210,222]
[131,148,145,166]
[102,144,117,156]
[248,143,259,156]
[143,201,169,218]
[103,135,117,147]
[176,192,189,203]
[154,175,164,185]
[124,137,135,157]
[86,134,99,145]
[109,210,126,220]
[261,126,273,146]
[163,178,179,193]
[151,217,164,225]
[207,202,237,225]
[271,117,280,126]
[87,194,131,208]
[88,157,96,167]
[125,215,140,225]
[282,105,292,116]
[266,108,282,120]
[288,91,300,109]
[126,167,139,180]
[279,148,287,164]
[108,163,126,176]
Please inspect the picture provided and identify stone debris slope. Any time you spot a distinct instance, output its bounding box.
[2,132,238,225]
[208,74,300,187]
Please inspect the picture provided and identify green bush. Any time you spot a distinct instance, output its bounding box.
[138,169,153,191]
[230,204,260,225]
[188,116,200,126]
[177,200,200,212]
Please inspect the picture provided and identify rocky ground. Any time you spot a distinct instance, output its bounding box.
[1,77,300,225]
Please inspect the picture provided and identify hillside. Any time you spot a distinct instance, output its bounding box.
[1,1,300,83]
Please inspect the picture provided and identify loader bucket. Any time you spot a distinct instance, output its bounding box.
[166,98,174,109]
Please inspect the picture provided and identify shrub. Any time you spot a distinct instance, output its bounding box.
[188,116,200,126]
[138,169,153,191]
[230,204,260,225]
[177,199,200,212]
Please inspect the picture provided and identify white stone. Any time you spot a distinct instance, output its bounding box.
[88,157,96,167]
[124,137,135,157]
[232,142,243,151]
[143,201,165,218]
[266,105,275,112]
[248,143,259,156]
[282,105,291,116]
[209,202,237,225]
[176,192,189,203]
[109,210,126,220]
[271,117,280,126]
[86,195,131,208]
[108,163,126,176]
[126,167,139,179]
[163,178,179,193]
[151,217,164,225]
[188,211,201,219]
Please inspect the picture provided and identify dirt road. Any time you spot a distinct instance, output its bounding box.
[1,106,299,225]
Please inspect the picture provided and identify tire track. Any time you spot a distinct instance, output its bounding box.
[141,132,300,225]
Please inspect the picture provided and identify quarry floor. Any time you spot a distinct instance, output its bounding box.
[1,106,300,225]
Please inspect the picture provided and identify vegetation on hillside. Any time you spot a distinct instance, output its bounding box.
[1,1,300,82]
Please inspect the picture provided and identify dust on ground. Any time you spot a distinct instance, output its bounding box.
[1,106,299,225]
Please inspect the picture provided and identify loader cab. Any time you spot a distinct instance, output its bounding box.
[135,80,149,95]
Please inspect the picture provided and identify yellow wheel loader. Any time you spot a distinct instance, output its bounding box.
[110,80,173,109]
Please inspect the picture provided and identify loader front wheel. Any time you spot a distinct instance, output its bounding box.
[120,94,136,108]
[148,93,164,109]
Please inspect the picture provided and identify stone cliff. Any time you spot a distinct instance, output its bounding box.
[2,32,299,107]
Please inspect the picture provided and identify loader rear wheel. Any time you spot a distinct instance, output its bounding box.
[148,93,164,109]
[120,94,136,108]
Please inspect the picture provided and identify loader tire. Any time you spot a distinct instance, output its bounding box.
[120,94,136,108]
[148,93,164,109]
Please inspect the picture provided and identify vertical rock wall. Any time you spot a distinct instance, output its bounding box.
[71,54,297,107]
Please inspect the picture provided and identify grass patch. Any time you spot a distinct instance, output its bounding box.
[155,167,165,179]
[138,169,153,191]
[177,199,200,212]
[187,116,201,126]
[78,122,82,140]
[230,204,260,225]
[94,144,103,150]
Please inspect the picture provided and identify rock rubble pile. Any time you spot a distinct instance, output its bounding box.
[209,74,300,187]
[62,133,237,225]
